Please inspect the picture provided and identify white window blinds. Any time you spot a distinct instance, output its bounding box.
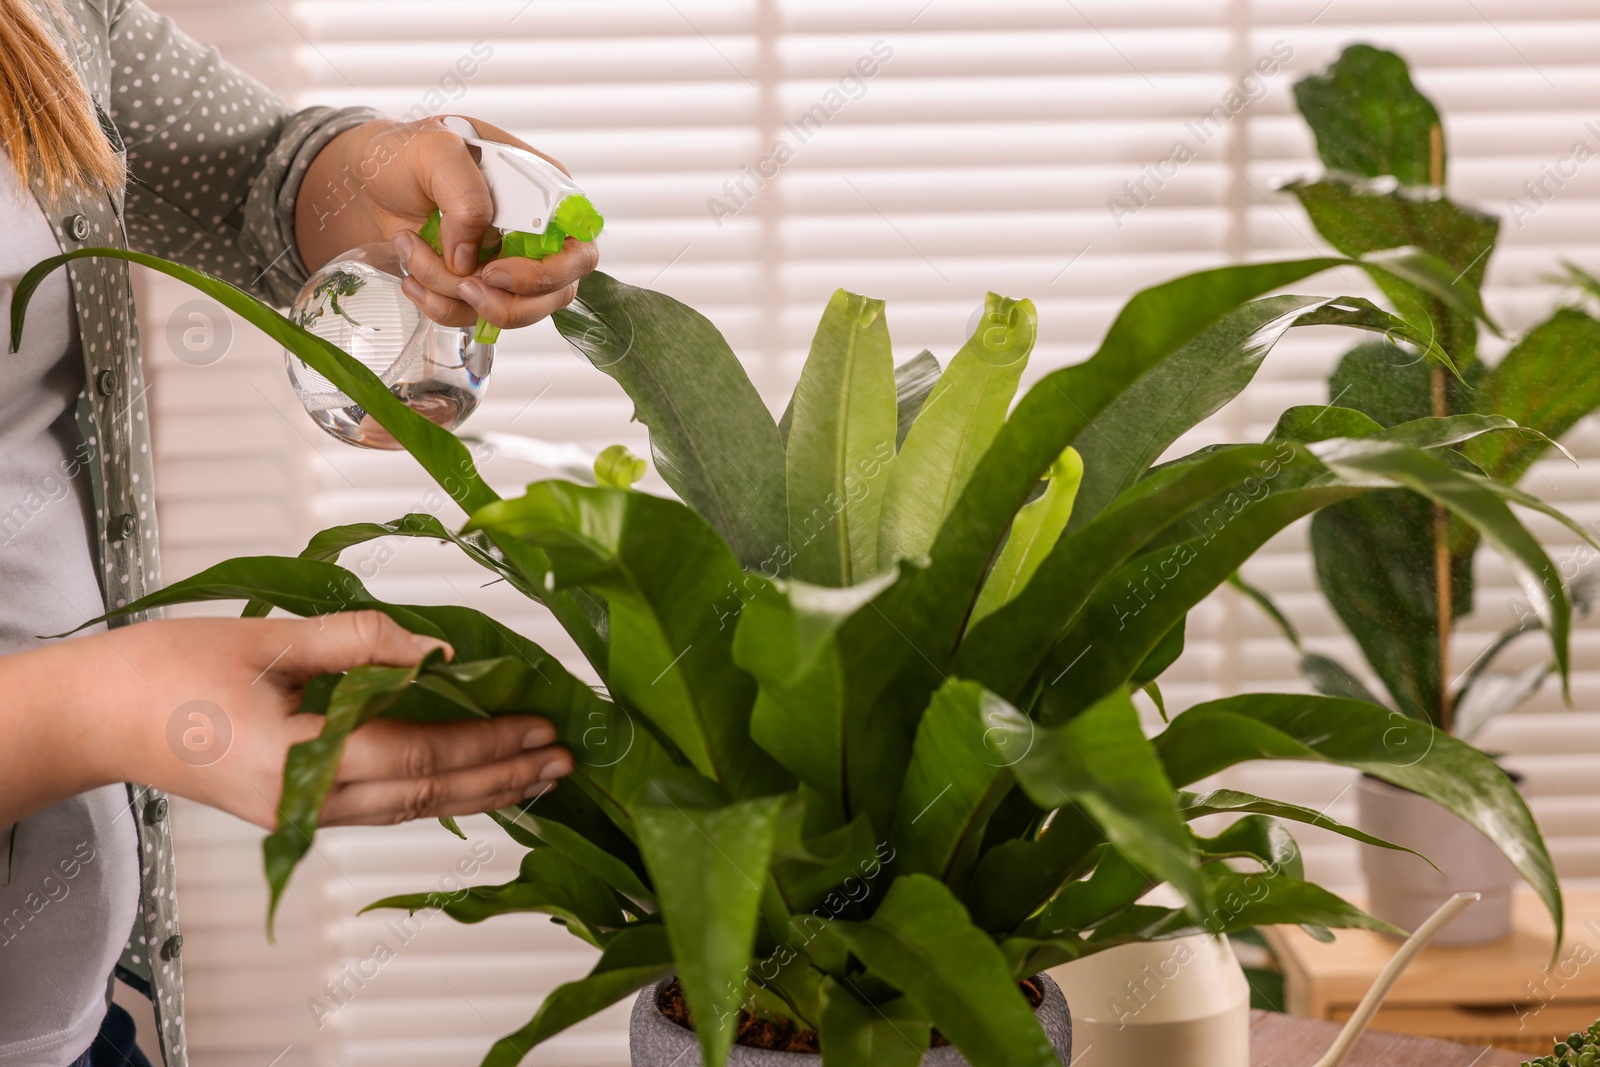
[134,2,1600,1064]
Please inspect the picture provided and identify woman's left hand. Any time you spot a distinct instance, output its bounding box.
[294,115,599,330]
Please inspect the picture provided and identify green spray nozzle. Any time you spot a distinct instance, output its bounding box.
[417,193,604,345]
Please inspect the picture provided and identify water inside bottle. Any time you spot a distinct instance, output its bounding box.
[285,243,492,450]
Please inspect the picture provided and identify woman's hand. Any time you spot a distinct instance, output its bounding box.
[0,612,572,829]
[293,115,600,331]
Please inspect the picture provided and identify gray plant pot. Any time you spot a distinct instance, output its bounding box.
[1357,774,1517,945]
[629,973,1072,1066]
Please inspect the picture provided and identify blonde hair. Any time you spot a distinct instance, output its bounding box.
[0,0,126,200]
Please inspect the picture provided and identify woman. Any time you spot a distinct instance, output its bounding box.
[0,1,597,1064]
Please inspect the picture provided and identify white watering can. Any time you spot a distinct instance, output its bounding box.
[1051,893,1480,1067]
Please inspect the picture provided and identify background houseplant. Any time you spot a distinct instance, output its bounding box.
[1238,43,1600,943]
[12,243,1586,1065]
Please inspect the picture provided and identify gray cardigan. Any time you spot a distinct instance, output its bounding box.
[25,1,379,1062]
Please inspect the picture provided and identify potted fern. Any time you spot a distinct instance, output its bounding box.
[1235,43,1600,945]
[10,241,1585,1064]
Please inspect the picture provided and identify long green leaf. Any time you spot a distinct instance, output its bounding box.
[1284,183,1498,362]
[1178,788,1423,859]
[818,980,930,1067]
[786,290,897,586]
[732,568,907,829]
[1311,437,1583,695]
[963,804,1102,933]
[362,847,626,946]
[830,875,1060,1067]
[877,293,1037,567]
[1068,294,1441,530]
[955,443,1320,703]
[970,447,1082,625]
[997,687,1202,913]
[10,248,497,514]
[250,513,536,612]
[468,483,789,798]
[264,656,440,932]
[551,272,788,571]
[1016,844,1148,939]
[634,787,784,1067]
[1293,43,1446,186]
[1154,693,1562,944]
[1462,307,1600,484]
[890,680,1018,889]
[481,925,673,1067]
[492,804,657,913]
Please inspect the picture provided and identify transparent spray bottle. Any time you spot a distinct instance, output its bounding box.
[284,116,604,449]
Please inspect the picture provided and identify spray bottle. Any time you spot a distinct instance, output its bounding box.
[284,116,604,449]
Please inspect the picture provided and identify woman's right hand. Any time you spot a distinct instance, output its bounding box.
[0,611,573,829]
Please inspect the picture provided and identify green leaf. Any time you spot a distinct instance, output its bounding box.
[362,847,626,947]
[830,875,1059,1067]
[818,980,930,1067]
[998,688,1202,914]
[468,483,789,798]
[732,568,907,829]
[1132,616,1185,687]
[1293,43,1445,185]
[244,512,540,616]
[1068,294,1440,530]
[1153,693,1562,944]
[552,271,788,572]
[492,804,657,913]
[594,444,648,490]
[768,795,885,913]
[1193,814,1304,881]
[894,349,942,447]
[890,680,1018,889]
[785,290,898,586]
[1461,308,1600,485]
[53,555,399,635]
[1079,865,1400,947]
[264,655,441,933]
[481,924,673,1067]
[1017,844,1149,938]
[877,293,1037,567]
[1283,182,1499,362]
[1312,438,1584,699]
[9,248,497,514]
[955,443,1323,704]
[902,258,1351,686]
[634,787,784,1067]
[1178,788,1422,859]
[1311,492,1443,719]
[970,447,1082,625]
[1028,421,1570,721]
[963,804,1102,933]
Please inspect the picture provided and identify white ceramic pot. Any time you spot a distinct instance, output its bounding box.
[1356,774,1516,945]
[1047,934,1250,1067]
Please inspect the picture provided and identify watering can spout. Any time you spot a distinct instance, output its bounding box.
[1311,892,1481,1067]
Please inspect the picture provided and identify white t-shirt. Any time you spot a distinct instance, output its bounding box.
[0,149,140,1066]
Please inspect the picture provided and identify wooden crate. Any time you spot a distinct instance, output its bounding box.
[1265,890,1600,1055]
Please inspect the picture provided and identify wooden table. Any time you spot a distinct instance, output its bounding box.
[1251,1011,1524,1065]
[1264,889,1600,1055]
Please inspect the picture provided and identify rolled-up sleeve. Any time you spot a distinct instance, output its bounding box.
[106,0,380,305]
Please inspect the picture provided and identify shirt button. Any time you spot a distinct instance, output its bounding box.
[109,512,137,541]
[144,797,168,825]
[96,369,118,396]
[66,214,90,241]
[161,934,183,961]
